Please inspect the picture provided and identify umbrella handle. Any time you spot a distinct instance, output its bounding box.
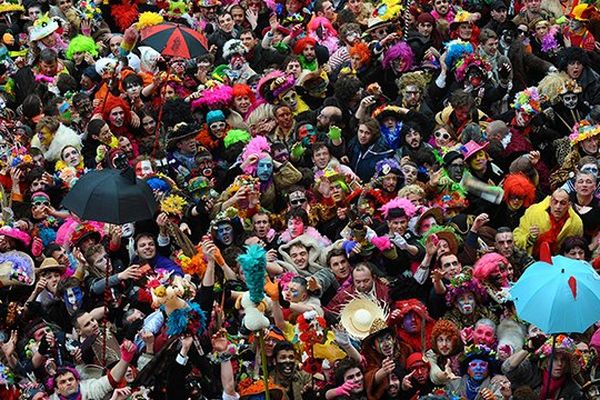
[152,65,171,157]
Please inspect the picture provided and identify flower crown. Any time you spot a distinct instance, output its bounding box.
[445,271,488,305]
[454,54,492,82]
[460,344,496,363]
[511,87,542,115]
[569,119,600,146]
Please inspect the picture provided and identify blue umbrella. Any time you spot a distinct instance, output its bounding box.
[509,255,600,334]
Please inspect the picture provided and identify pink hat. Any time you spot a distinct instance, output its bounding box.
[590,326,600,351]
[460,140,489,160]
[0,226,31,247]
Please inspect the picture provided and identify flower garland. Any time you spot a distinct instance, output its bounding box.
[296,311,327,374]
[511,87,541,115]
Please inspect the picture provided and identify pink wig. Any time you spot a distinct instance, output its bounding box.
[191,84,233,110]
[257,70,295,103]
[473,252,509,281]
[380,197,417,219]
[241,136,271,175]
[307,17,338,37]
[382,41,414,71]
[307,17,339,54]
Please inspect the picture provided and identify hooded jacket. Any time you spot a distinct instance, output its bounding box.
[346,136,394,183]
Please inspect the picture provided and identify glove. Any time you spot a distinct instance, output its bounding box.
[328,126,342,141]
[342,240,358,256]
[371,236,392,251]
[120,340,137,363]
[498,62,511,80]
[391,234,409,250]
[291,142,306,159]
[264,276,279,302]
[31,237,43,257]
[335,381,357,397]
[365,227,377,241]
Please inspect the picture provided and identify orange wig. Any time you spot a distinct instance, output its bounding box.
[502,172,536,207]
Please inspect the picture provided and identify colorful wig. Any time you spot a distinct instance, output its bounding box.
[293,37,317,55]
[101,96,131,126]
[380,197,417,220]
[66,35,98,61]
[257,70,295,104]
[232,83,256,104]
[502,173,536,207]
[241,136,271,175]
[382,41,414,71]
[349,42,371,66]
[307,16,339,54]
[473,252,509,282]
[430,319,462,356]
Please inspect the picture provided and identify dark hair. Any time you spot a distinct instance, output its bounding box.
[449,90,475,109]
[359,118,381,141]
[273,341,295,359]
[87,118,107,138]
[334,358,363,387]
[22,94,43,119]
[287,207,309,225]
[39,48,58,64]
[311,141,329,154]
[560,236,590,258]
[557,47,590,71]
[134,232,155,248]
[239,28,256,38]
[56,277,81,297]
[71,309,87,329]
[26,166,45,183]
[122,74,143,89]
[326,248,347,267]
[334,75,362,104]
[57,74,78,95]
[43,242,63,258]
[72,92,91,108]
[496,226,512,234]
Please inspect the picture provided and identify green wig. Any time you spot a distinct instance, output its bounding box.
[66,35,98,61]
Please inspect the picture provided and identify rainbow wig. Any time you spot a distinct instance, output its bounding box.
[66,35,98,61]
[380,197,417,220]
[502,173,535,207]
[473,252,509,282]
[382,41,414,72]
[241,136,271,175]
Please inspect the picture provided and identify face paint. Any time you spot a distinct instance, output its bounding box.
[457,292,476,315]
[256,157,273,182]
[298,124,317,146]
[288,217,305,238]
[467,359,489,382]
[374,332,395,357]
[275,350,296,377]
[562,93,578,110]
[135,160,154,179]
[402,312,420,334]
[64,287,83,314]
[216,223,234,245]
[473,324,495,346]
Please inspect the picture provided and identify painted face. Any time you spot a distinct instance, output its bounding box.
[209,120,227,138]
[434,128,453,148]
[275,349,296,378]
[285,61,302,78]
[440,255,461,280]
[581,137,599,156]
[109,106,125,127]
[495,232,514,258]
[402,311,421,334]
[216,223,234,245]
[64,286,83,314]
[297,124,317,145]
[419,217,437,235]
[403,85,421,108]
[447,159,465,182]
[373,332,395,357]
[409,360,430,385]
[62,146,80,167]
[280,90,299,111]
[569,19,584,31]
[473,324,495,346]
[289,191,307,208]
[230,54,245,70]
[402,165,418,184]
[467,359,489,382]
[457,292,476,315]
[433,0,449,14]
[436,333,453,356]
[507,194,524,211]
[135,160,154,179]
[288,217,305,238]
[331,183,345,203]
[562,93,578,110]
[125,82,142,99]
[256,157,273,182]
[550,190,571,220]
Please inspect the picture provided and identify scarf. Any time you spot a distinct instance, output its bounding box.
[539,370,566,400]
[298,55,318,71]
[533,210,569,257]
[58,390,82,400]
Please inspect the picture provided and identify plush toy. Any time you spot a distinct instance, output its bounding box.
[237,244,271,331]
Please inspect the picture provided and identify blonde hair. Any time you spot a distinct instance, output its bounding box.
[246,103,274,128]
[398,184,425,198]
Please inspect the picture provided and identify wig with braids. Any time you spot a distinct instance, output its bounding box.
[382,41,414,71]
[431,319,462,356]
[502,173,536,207]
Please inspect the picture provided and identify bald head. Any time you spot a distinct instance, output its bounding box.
[550,189,570,220]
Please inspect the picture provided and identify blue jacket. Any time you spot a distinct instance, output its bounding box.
[347,136,395,182]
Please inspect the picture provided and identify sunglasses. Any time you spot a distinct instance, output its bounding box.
[434,130,451,140]
[290,198,306,206]
[33,200,50,207]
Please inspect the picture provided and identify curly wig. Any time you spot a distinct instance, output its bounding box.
[556,47,590,71]
[431,319,462,356]
[502,173,536,207]
[66,35,98,60]
[349,42,371,66]
[473,252,509,281]
[382,41,414,71]
[293,37,317,55]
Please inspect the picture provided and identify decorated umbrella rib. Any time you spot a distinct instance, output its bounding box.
[140,23,208,59]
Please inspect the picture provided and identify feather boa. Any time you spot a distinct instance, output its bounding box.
[541,26,559,53]
[380,197,417,219]
[166,301,207,336]
[111,1,139,32]
[241,136,271,175]
[191,84,233,109]
[237,244,266,304]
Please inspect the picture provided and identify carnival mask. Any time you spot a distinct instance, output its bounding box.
[562,93,578,110]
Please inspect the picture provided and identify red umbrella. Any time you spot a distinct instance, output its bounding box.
[140,23,208,59]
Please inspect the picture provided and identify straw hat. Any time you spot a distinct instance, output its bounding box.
[340,295,388,340]
[36,257,66,275]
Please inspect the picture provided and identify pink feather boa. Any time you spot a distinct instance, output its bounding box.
[241,136,271,175]
[380,197,417,219]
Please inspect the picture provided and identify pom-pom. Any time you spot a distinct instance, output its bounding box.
[237,244,267,304]
[137,11,164,30]
[380,197,417,219]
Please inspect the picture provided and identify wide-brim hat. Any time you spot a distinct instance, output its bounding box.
[450,10,473,29]
[414,207,444,233]
[166,122,200,150]
[372,105,405,122]
[365,16,392,33]
[340,295,388,340]
[36,257,66,275]
[460,140,489,160]
[29,15,59,42]
[0,226,31,247]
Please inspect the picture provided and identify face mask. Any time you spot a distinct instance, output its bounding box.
[64,287,83,315]
[562,93,578,110]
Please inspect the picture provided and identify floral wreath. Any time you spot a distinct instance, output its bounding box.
[454,54,492,82]
[511,86,541,115]
[569,119,600,147]
[445,271,488,306]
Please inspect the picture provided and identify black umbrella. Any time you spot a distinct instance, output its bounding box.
[62,168,157,224]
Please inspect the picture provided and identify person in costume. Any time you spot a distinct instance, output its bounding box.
[426,319,462,386]
[446,344,498,400]
[489,173,536,230]
[443,270,496,330]
[389,298,434,353]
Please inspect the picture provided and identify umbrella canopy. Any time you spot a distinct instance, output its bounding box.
[62,168,157,224]
[509,255,600,334]
[140,23,208,59]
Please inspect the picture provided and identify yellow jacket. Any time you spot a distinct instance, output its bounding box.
[513,196,583,255]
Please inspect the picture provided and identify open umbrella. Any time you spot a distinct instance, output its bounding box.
[509,254,600,334]
[62,168,157,224]
[140,23,208,59]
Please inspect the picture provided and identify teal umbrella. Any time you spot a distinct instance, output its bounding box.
[509,255,600,334]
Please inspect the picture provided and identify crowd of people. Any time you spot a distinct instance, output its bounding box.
[0,0,600,398]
